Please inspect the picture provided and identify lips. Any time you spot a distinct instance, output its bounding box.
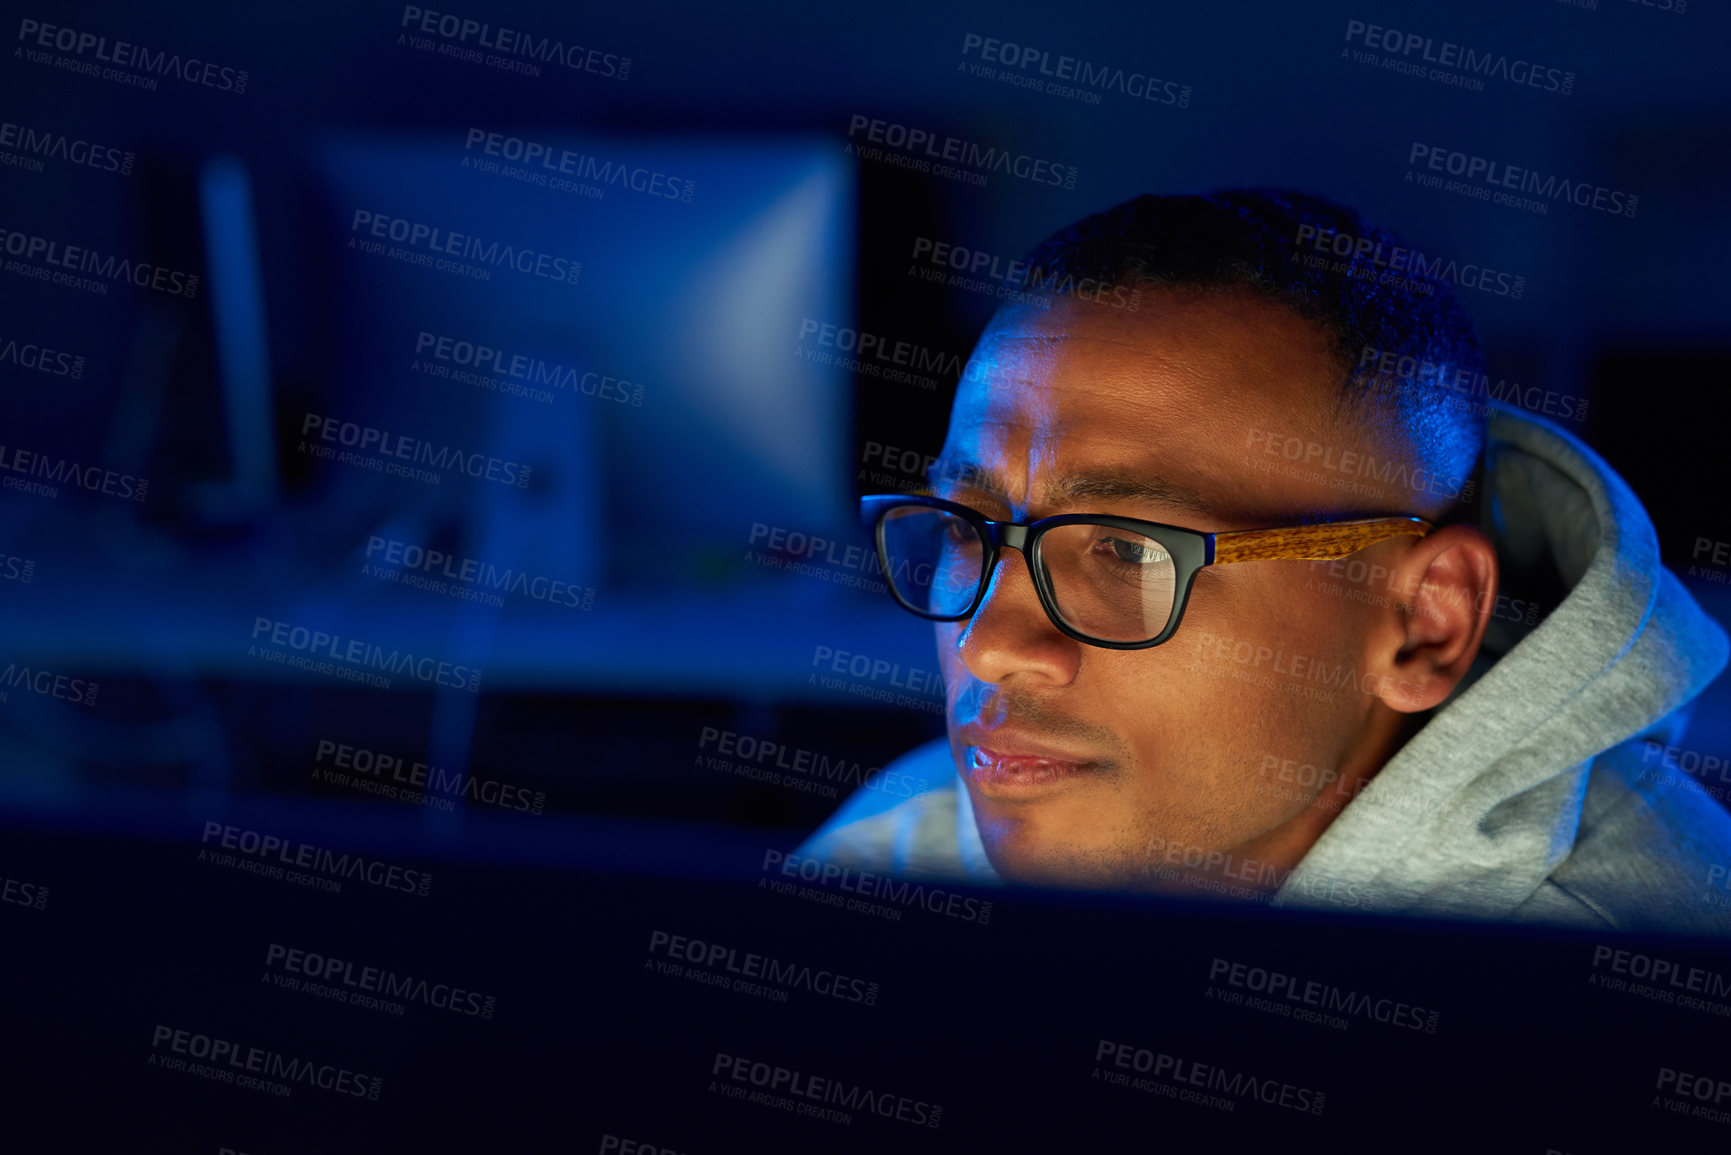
[958,726,1095,765]
[961,729,1101,798]
[968,745,1087,785]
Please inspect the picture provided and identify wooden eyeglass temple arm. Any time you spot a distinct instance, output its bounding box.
[1210,517,1434,565]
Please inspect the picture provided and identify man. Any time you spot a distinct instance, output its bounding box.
[798,189,1731,935]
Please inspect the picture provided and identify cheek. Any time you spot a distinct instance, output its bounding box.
[1161,570,1263,672]
[1167,570,1369,720]
[1186,566,1361,650]
[934,623,964,681]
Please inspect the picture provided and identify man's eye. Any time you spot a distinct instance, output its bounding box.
[1096,536,1167,565]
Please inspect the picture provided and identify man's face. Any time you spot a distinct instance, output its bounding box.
[934,290,1438,888]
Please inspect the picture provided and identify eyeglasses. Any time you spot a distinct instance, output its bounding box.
[860,493,1434,649]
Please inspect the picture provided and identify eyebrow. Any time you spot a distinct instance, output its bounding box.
[929,459,1216,519]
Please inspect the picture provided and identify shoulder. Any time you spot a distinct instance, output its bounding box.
[796,738,963,878]
[1533,740,1731,935]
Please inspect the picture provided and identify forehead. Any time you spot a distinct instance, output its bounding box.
[942,292,1351,522]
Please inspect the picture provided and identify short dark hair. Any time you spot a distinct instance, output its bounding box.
[1012,189,1486,507]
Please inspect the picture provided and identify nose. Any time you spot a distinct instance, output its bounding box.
[953,545,1081,686]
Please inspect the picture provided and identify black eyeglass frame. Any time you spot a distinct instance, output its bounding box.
[860,492,1433,650]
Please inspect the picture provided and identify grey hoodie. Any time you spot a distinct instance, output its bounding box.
[797,402,1731,935]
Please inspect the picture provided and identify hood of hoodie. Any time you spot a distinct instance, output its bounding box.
[1269,400,1729,920]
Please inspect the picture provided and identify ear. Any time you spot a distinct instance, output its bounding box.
[1369,524,1498,713]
